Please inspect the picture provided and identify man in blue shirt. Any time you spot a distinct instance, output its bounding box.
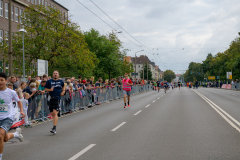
[45,71,65,134]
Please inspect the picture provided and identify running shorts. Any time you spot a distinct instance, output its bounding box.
[49,99,61,112]
[123,90,131,97]
[0,118,13,132]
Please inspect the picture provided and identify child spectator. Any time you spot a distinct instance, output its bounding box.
[22,93,31,128]
[7,83,13,90]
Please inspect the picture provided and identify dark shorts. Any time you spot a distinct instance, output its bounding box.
[123,90,131,97]
[0,118,13,132]
[49,99,61,112]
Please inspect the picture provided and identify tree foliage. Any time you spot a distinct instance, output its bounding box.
[140,63,153,80]
[164,70,176,82]
[183,35,240,82]
[83,29,133,80]
[0,5,133,79]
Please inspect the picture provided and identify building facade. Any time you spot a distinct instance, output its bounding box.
[127,55,161,80]
[0,0,68,73]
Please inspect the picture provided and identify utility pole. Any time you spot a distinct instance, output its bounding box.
[8,0,13,76]
[143,64,144,80]
[147,61,148,80]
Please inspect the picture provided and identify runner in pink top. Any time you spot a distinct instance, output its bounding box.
[122,73,133,108]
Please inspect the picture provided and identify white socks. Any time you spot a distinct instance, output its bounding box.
[13,132,19,138]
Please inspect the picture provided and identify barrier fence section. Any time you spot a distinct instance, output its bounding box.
[26,85,152,123]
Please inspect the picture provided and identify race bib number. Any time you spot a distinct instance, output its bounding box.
[0,104,8,113]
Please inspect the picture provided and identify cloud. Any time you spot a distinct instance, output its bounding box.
[56,0,240,73]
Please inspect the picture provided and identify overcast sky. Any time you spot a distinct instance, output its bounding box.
[56,0,240,74]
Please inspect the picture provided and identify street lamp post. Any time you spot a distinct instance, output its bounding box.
[19,29,27,82]
[135,50,144,79]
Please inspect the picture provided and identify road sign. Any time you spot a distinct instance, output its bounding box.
[217,76,219,79]
[37,59,48,76]
[208,76,215,80]
[226,72,232,79]
[229,75,232,79]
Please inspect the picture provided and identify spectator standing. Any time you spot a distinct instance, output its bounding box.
[27,76,31,84]
[9,76,18,90]
[35,76,41,83]
[16,82,27,100]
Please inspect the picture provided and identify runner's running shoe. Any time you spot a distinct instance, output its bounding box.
[15,128,24,142]
[50,128,56,134]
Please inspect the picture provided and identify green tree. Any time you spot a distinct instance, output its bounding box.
[140,63,153,80]
[0,5,97,77]
[164,70,176,82]
[84,29,129,80]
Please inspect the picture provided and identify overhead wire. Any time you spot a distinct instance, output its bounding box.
[88,0,157,54]
[75,0,140,47]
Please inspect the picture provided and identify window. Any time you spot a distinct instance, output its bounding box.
[31,0,34,4]
[35,0,37,5]
[11,5,13,21]
[4,31,9,45]
[64,12,67,22]
[5,2,8,19]
[0,30,3,45]
[0,1,3,17]
[20,9,23,23]
[15,7,18,22]
[42,0,44,6]
[45,1,48,8]
[27,0,30,2]
[39,0,41,5]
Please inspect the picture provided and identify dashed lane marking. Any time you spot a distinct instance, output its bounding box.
[68,144,96,160]
[111,122,126,131]
[145,104,150,108]
[134,110,142,116]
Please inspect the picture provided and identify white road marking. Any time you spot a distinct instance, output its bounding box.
[145,104,150,108]
[111,122,126,131]
[157,97,160,99]
[193,90,240,133]
[152,100,156,103]
[134,110,142,116]
[68,144,96,160]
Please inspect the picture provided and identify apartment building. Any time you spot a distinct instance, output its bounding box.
[0,0,68,73]
[127,55,161,80]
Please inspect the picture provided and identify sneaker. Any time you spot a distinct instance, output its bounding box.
[15,128,24,142]
[50,128,56,134]
[128,104,130,107]
[124,105,126,108]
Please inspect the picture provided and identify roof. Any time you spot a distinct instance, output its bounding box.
[52,0,69,11]
[131,55,155,66]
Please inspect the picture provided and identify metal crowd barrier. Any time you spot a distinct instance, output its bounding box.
[26,85,151,123]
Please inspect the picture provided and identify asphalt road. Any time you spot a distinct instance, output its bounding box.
[4,87,240,160]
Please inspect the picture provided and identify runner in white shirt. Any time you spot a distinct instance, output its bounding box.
[0,73,25,160]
